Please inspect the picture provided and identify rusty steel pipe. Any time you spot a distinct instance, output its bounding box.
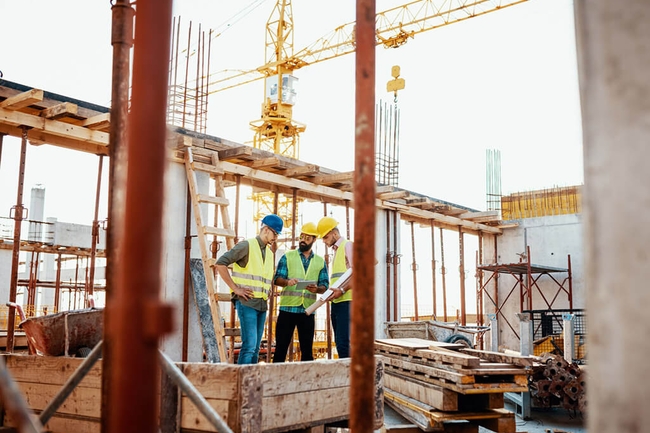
[392,211,399,321]
[183,186,192,362]
[430,221,437,320]
[440,227,448,321]
[350,0,376,431]
[459,227,466,326]
[385,212,392,321]
[6,127,29,352]
[87,155,104,303]
[104,1,134,431]
[410,222,419,320]
[107,1,173,432]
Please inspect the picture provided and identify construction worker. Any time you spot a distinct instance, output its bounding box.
[273,222,329,362]
[216,214,284,364]
[317,216,353,359]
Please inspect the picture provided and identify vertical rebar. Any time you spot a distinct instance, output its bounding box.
[55,253,62,311]
[6,127,29,352]
[108,0,173,432]
[351,0,376,430]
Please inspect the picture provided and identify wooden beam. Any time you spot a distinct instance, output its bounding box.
[0,89,43,110]
[81,113,111,130]
[313,171,354,185]
[458,210,501,222]
[0,123,108,155]
[378,190,410,201]
[283,164,321,178]
[40,102,78,120]
[0,107,108,148]
[216,146,254,161]
[241,157,287,170]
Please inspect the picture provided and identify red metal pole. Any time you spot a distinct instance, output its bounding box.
[6,127,29,352]
[440,227,448,322]
[459,227,466,326]
[430,221,437,320]
[410,222,419,320]
[87,155,104,305]
[351,0,376,430]
[108,1,173,432]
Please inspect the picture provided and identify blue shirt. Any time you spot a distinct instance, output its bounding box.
[274,249,329,313]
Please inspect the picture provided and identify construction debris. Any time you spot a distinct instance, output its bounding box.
[529,353,586,414]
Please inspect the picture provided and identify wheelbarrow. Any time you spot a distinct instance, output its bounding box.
[7,302,103,357]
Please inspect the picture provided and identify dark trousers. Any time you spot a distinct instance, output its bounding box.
[331,301,351,359]
[273,310,316,362]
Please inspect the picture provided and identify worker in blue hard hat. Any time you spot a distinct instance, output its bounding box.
[272,222,329,362]
[317,216,353,359]
[216,213,284,364]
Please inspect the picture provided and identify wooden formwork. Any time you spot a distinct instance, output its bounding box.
[0,355,384,433]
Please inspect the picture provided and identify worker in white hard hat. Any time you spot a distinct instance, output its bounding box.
[216,214,284,364]
[316,216,353,359]
[272,222,329,362]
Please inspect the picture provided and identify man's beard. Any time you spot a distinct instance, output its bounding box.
[298,242,311,252]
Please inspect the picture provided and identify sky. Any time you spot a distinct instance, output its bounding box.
[0,0,584,314]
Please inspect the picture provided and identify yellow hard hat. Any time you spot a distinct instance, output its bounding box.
[300,222,319,237]
[317,216,338,238]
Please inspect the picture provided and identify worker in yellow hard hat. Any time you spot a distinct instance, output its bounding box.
[316,216,353,359]
[272,222,329,362]
[216,213,284,364]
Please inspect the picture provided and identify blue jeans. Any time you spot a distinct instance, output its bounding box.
[331,301,351,358]
[235,300,267,365]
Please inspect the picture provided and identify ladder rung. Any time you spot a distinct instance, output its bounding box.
[197,194,230,206]
[224,328,241,337]
[203,226,236,237]
[215,292,231,302]
[191,161,224,175]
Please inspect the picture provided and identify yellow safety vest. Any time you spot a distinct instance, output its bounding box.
[279,250,324,308]
[231,238,274,301]
[331,239,352,303]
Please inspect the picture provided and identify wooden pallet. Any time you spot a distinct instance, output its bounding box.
[385,389,516,433]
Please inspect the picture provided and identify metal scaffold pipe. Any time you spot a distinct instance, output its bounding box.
[107,0,174,432]
[350,0,377,431]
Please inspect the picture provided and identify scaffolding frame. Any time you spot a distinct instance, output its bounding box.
[476,245,572,340]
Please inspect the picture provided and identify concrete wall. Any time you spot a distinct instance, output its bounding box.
[484,214,584,351]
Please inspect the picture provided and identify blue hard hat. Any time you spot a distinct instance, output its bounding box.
[261,214,284,234]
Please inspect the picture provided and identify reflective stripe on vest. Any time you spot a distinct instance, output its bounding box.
[331,239,352,303]
[231,238,274,300]
[279,250,324,308]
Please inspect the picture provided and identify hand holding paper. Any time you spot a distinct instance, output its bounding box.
[305,268,352,316]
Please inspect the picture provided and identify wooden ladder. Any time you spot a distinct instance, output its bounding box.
[184,146,236,362]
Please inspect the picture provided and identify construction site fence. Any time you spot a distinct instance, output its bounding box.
[524,308,587,363]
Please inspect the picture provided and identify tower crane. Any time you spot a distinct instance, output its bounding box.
[215,0,531,225]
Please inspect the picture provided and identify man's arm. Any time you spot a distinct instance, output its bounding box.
[273,255,299,287]
[215,241,253,301]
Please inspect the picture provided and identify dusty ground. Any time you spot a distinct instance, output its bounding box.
[494,402,586,433]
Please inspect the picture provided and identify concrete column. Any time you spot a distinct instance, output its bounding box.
[562,313,575,364]
[574,1,650,431]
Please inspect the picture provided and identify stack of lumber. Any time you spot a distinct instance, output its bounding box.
[376,338,532,433]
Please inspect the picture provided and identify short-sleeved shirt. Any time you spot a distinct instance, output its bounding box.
[274,250,329,314]
[216,236,268,311]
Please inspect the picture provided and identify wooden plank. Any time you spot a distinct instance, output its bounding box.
[379,355,476,384]
[283,164,321,177]
[313,171,354,185]
[40,102,78,120]
[460,349,533,367]
[384,372,458,411]
[191,161,225,175]
[16,382,100,418]
[238,365,263,433]
[241,157,286,169]
[261,388,349,432]
[179,363,241,400]
[261,358,352,396]
[0,89,43,109]
[216,145,254,161]
[378,337,465,350]
[179,397,233,431]
[378,190,410,200]
[81,113,111,130]
[0,107,108,147]
[3,355,102,388]
[4,412,100,433]
[197,194,229,206]
[375,341,481,368]
[203,226,236,238]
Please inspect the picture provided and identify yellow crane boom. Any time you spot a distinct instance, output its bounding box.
[209,0,530,93]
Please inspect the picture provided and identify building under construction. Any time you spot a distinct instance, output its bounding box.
[0,0,648,433]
